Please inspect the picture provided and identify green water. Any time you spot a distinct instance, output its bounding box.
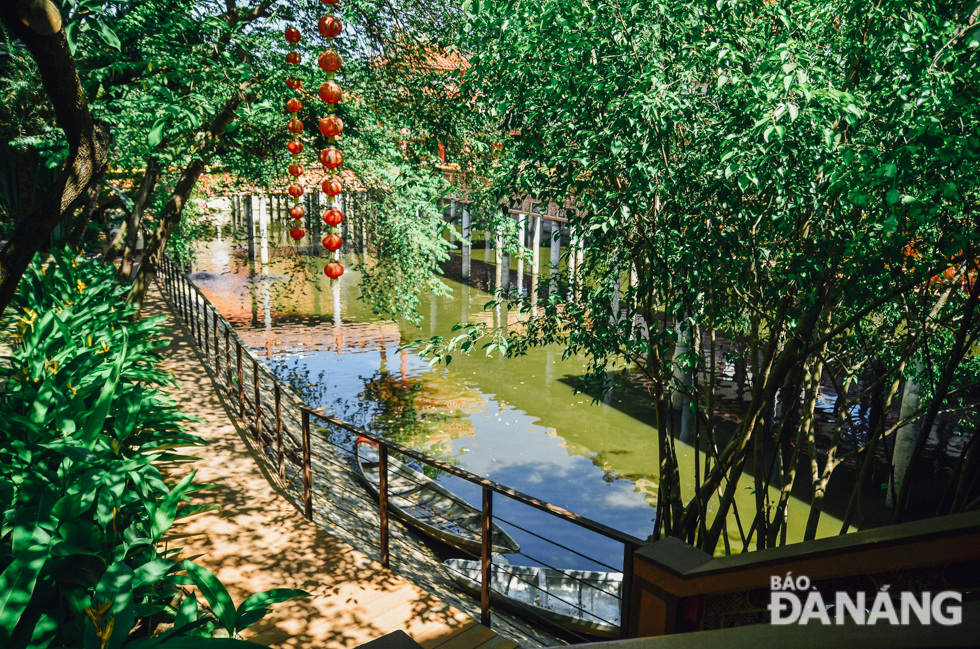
[191,221,846,570]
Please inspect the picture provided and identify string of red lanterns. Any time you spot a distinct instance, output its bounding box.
[284,23,306,243]
[282,0,346,280]
[318,0,345,279]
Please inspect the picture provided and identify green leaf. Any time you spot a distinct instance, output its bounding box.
[81,329,127,447]
[148,120,167,147]
[97,21,121,50]
[180,561,236,633]
[0,545,51,644]
[175,595,198,631]
[235,589,310,633]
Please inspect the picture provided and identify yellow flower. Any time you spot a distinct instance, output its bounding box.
[84,600,115,649]
[77,279,88,292]
[44,360,58,375]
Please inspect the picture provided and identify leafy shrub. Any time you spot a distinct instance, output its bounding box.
[0,249,306,648]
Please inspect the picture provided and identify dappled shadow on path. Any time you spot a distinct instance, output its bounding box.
[143,287,483,649]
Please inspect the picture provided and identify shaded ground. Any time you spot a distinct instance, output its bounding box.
[144,283,560,648]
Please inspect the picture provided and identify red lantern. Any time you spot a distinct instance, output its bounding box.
[322,177,343,196]
[318,15,342,38]
[289,226,306,240]
[285,77,303,90]
[288,163,304,177]
[323,208,344,226]
[289,205,307,220]
[285,27,301,43]
[287,119,304,134]
[321,0,340,5]
[286,52,301,65]
[288,184,304,198]
[324,262,345,279]
[323,234,343,251]
[319,115,344,137]
[318,81,343,104]
[318,50,342,72]
[320,147,344,169]
[287,98,302,113]
[287,139,304,155]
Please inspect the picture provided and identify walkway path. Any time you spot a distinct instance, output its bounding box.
[144,286,516,649]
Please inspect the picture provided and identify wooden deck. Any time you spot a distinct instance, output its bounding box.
[145,287,519,649]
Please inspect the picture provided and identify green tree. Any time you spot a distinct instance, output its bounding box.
[416,0,980,553]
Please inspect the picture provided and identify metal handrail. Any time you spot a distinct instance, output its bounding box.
[304,409,644,548]
[156,252,642,640]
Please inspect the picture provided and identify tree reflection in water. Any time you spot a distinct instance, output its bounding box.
[266,355,460,478]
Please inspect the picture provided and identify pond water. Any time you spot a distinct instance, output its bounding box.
[190,218,847,573]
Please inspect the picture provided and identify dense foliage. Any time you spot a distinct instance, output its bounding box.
[412,0,980,552]
[0,250,305,648]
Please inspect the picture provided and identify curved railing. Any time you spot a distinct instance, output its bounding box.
[156,253,646,642]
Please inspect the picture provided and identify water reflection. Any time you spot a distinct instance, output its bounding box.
[192,221,847,565]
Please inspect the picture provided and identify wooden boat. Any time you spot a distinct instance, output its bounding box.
[354,439,520,555]
[443,556,622,638]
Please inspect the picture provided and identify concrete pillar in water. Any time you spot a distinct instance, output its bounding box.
[484,211,492,264]
[549,222,562,296]
[672,314,695,444]
[501,249,511,293]
[567,225,577,301]
[516,212,525,296]
[359,196,367,252]
[339,193,347,245]
[461,282,470,325]
[461,205,471,280]
[262,264,271,330]
[246,195,256,260]
[493,227,502,289]
[610,262,621,325]
[304,191,312,234]
[312,192,321,257]
[447,200,456,244]
[430,293,437,338]
[333,277,342,330]
[531,215,541,280]
[259,194,269,265]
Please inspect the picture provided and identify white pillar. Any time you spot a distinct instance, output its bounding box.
[567,225,577,301]
[246,195,256,261]
[448,200,456,244]
[550,222,562,296]
[516,212,525,294]
[259,194,269,265]
[461,205,471,280]
[531,215,541,278]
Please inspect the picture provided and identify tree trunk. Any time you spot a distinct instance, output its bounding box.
[894,277,980,518]
[67,148,111,246]
[127,94,244,307]
[117,158,160,280]
[0,2,111,315]
[886,358,925,508]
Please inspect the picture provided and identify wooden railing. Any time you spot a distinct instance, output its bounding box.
[156,254,646,641]
[626,509,980,637]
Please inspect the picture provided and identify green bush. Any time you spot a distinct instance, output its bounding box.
[0,249,306,648]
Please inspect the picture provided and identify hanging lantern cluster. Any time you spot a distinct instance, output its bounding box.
[318,0,345,279]
[284,23,307,243]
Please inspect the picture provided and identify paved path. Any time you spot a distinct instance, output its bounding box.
[144,287,516,649]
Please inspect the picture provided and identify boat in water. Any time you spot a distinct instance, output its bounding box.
[354,438,520,555]
[444,555,622,638]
